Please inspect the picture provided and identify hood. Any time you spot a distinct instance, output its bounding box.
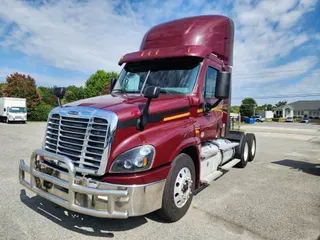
[65,93,191,121]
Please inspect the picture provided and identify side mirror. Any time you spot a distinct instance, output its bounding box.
[110,78,117,92]
[215,71,231,99]
[3,108,6,112]
[143,86,160,99]
[137,86,161,131]
[53,87,66,107]
[53,87,66,99]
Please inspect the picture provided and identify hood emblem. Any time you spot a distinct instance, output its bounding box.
[68,111,79,115]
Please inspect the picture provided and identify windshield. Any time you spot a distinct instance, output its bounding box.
[113,57,201,95]
[9,107,26,113]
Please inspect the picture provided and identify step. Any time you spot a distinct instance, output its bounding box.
[220,158,241,171]
[201,170,223,184]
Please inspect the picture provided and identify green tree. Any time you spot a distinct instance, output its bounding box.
[230,106,240,113]
[38,86,57,106]
[275,101,287,108]
[2,73,41,113]
[85,70,118,98]
[64,85,85,103]
[0,82,6,96]
[240,98,257,117]
[28,102,53,121]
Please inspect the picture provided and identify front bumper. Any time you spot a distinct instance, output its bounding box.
[19,149,166,218]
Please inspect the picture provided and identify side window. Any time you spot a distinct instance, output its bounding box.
[203,66,218,99]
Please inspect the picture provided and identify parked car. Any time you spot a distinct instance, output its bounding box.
[300,117,310,123]
[314,116,319,119]
[285,117,294,122]
[251,115,265,122]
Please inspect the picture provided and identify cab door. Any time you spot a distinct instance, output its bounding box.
[197,64,223,142]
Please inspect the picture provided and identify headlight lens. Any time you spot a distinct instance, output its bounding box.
[110,145,155,173]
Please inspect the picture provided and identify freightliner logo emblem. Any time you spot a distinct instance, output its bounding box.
[68,111,79,115]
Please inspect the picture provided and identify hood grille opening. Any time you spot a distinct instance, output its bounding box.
[44,114,109,173]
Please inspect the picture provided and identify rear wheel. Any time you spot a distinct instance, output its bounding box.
[236,135,249,168]
[157,153,195,222]
[246,133,256,162]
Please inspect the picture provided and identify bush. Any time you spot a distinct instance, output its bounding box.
[272,118,279,122]
[28,103,54,121]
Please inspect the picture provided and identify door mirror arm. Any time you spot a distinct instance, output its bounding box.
[203,99,223,114]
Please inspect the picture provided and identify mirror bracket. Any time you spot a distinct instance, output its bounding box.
[137,86,160,131]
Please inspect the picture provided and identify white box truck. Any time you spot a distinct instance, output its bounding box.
[0,97,27,123]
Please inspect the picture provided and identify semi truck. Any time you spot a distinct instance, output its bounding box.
[19,15,257,222]
[0,97,27,123]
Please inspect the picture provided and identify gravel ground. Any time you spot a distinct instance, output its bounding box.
[0,122,319,240]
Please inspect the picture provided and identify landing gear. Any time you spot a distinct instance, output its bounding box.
[157,153,195,222]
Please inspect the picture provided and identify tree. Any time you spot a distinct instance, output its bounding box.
[0,82,6,96]
[28,102,53,121]
[64,85,85,103]
[230,106,240,113]
[38,86,57,106]
[240,98,257,117]
[2,73,41,113]
[85,70,118,98]
[256,103,273,113]
[275,101,287,108]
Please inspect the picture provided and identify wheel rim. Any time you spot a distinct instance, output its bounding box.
[243,142,249,161]
[251,139,256,156]
[174,167,192,208]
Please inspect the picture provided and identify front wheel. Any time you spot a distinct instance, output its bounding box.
[157,153,195,222]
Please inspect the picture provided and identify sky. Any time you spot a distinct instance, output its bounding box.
[0,0,319,105]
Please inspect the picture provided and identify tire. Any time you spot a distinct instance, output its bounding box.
[246,133,256,162]
[157,153,195,222]
[235,135,249,168]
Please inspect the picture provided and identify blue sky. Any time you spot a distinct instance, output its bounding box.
[0,0,319,105]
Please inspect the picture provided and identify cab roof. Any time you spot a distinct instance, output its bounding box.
[119,15,234,66]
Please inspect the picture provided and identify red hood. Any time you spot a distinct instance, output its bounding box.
[65,94,191,121]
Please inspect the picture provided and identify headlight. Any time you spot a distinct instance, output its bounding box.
[110,145,155,173]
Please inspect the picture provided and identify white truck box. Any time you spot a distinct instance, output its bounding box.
[0,97,27,122]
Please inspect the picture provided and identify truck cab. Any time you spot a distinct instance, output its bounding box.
[19,15,256,222]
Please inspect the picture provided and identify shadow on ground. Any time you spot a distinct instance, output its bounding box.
[272,159,320,176]
[20,190,166,238]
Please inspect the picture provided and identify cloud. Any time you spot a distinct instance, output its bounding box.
[0,67,84,86]
[0,0,146,72]
[233,55,318,86]
[0,0,318,104]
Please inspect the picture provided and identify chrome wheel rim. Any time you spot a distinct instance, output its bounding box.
[243,142,249,161]
[251,139,256,156]
[174,167,192,208]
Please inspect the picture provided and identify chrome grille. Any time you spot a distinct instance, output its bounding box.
[44,113,111,174]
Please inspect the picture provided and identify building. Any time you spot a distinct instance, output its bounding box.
[273,100,320,118]
[258,110,274,119]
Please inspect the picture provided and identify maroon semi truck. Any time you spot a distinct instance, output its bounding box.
[19,15,256,222]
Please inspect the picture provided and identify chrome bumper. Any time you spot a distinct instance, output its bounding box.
[19,149,166,219]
